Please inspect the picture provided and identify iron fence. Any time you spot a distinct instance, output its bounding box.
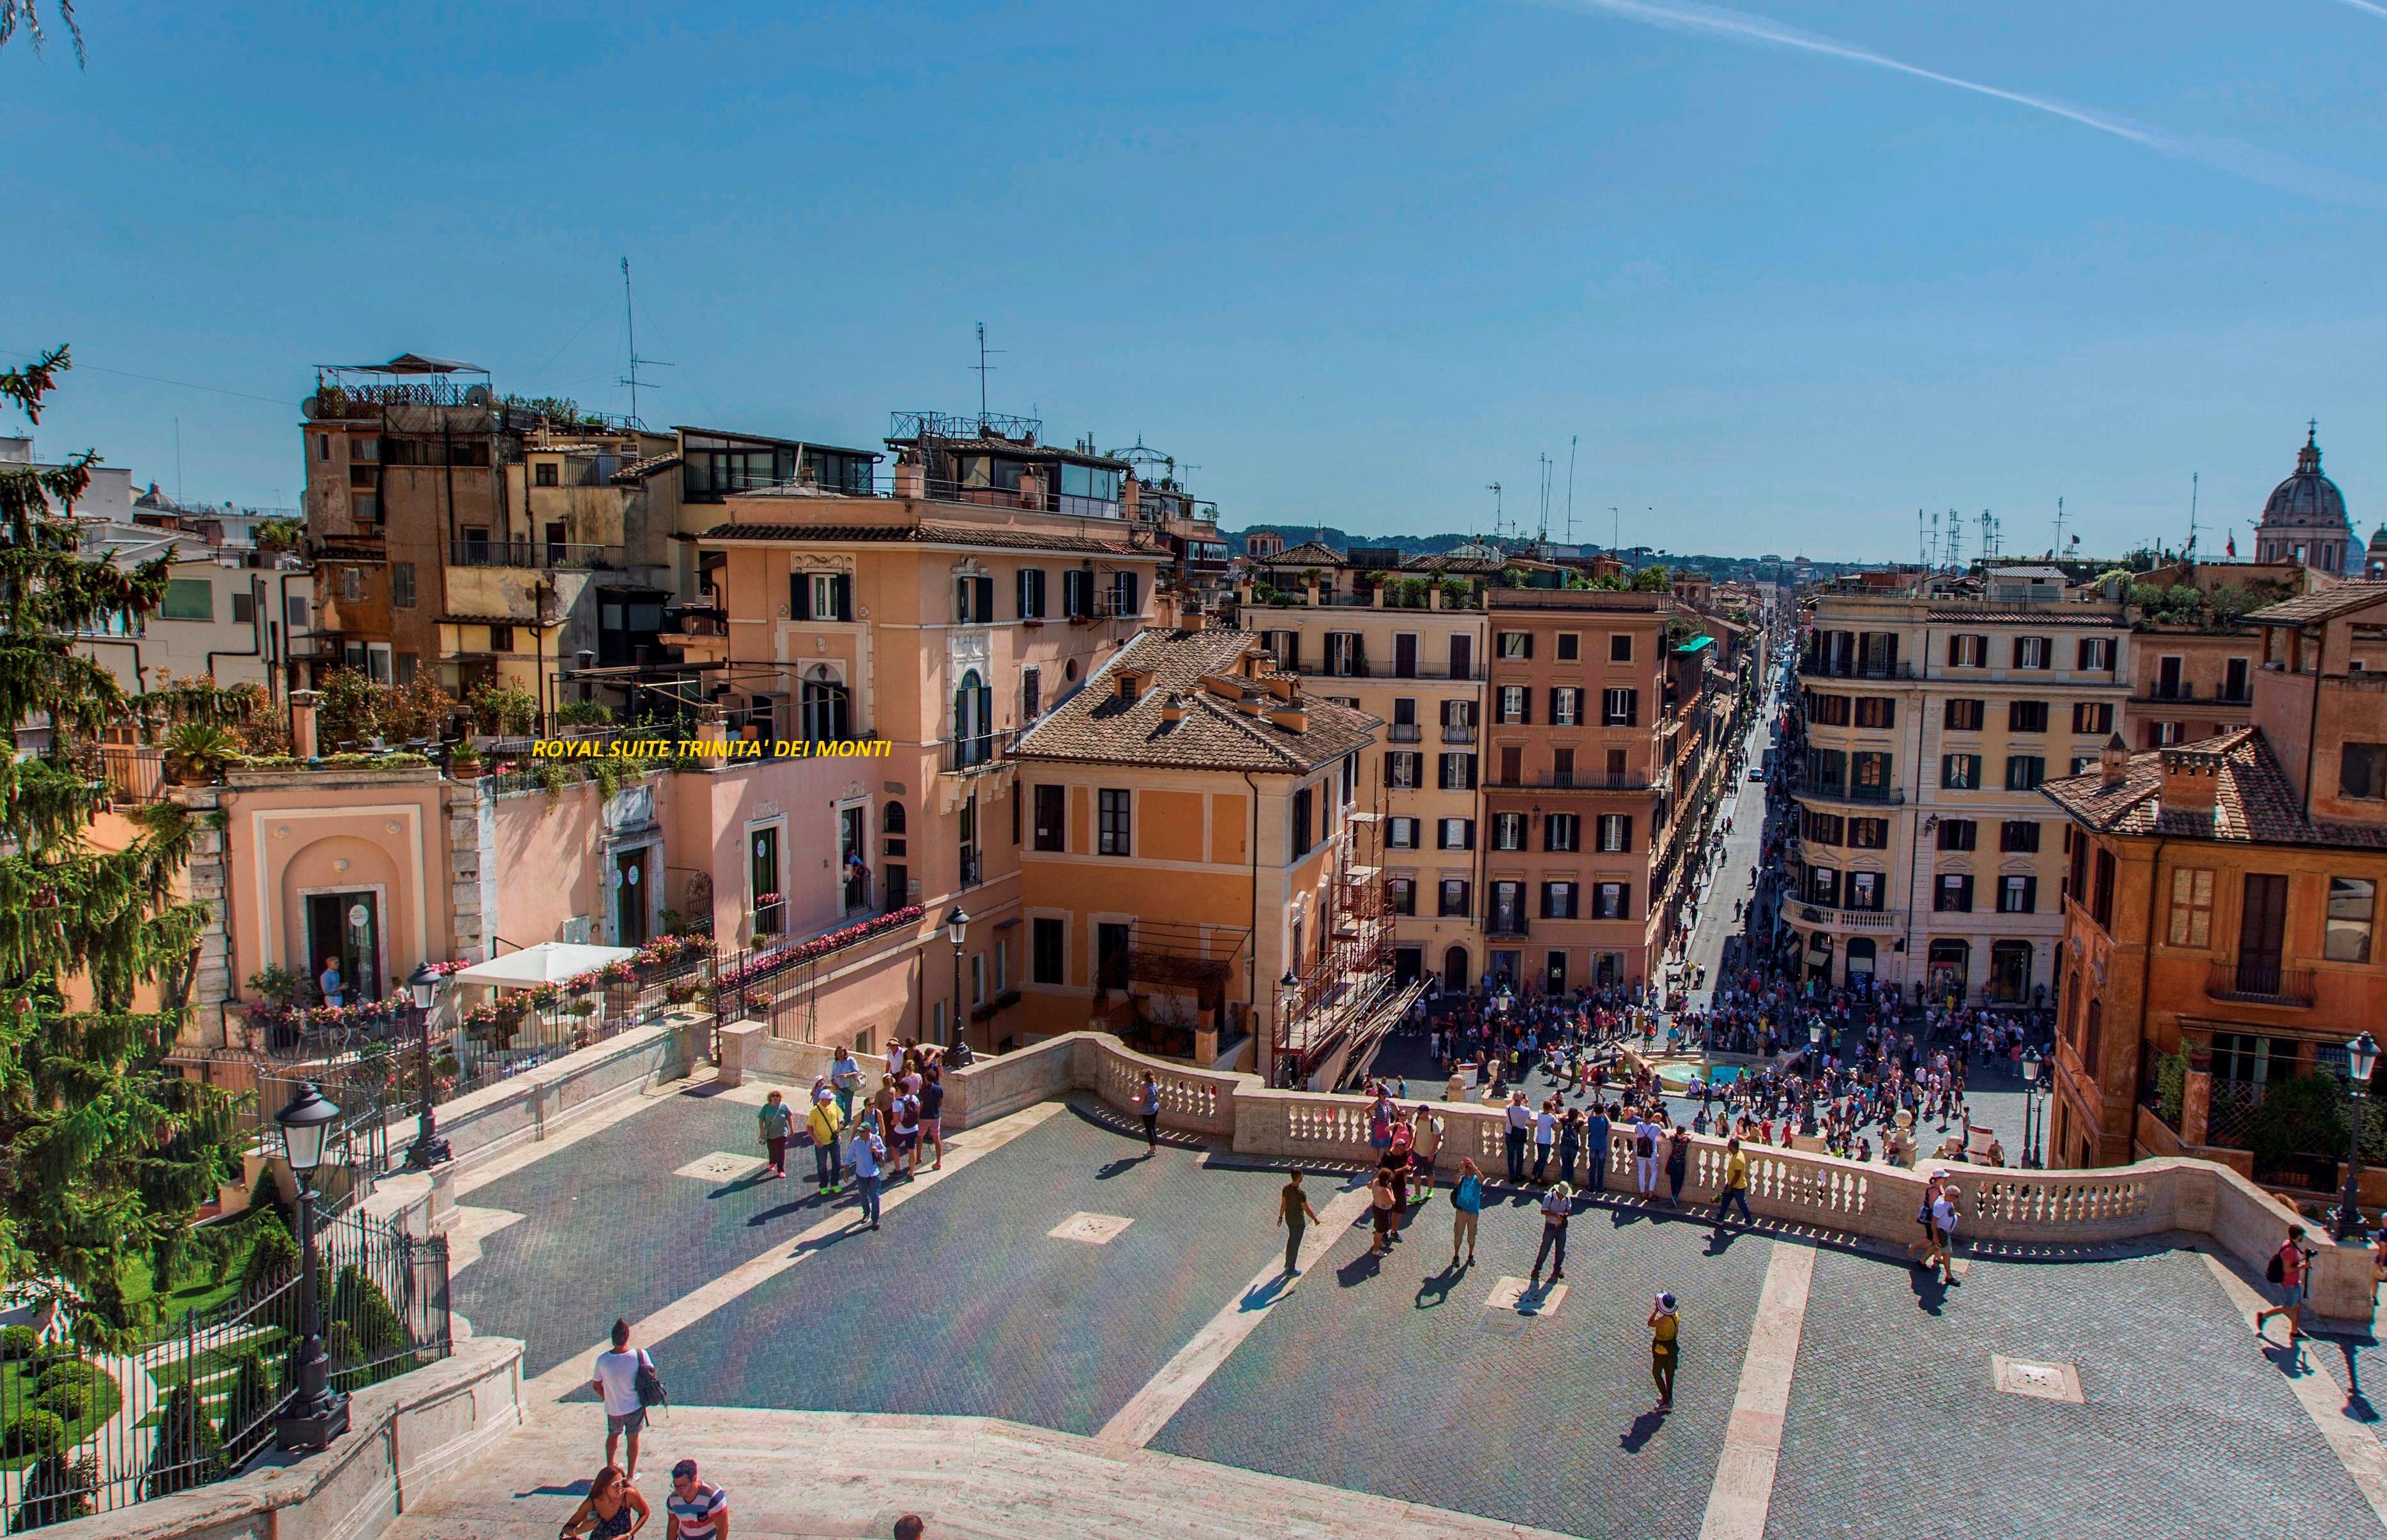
[0,1204,448,1527]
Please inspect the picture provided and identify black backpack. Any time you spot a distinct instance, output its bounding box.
[2266,1251,2285,1285]
[634,1349,668,1410]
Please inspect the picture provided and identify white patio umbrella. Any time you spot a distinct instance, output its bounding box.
[448,942,637,989]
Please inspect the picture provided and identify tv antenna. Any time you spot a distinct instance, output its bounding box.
[2188,472,2199,558]
[973,322,1005,429]
[1944,508,1964,570]
[2052,496,2068,556]
[619,257,673,427]
[1486,482,1502,538]
[1564,434,1578,544]
[1537,452,1552,544]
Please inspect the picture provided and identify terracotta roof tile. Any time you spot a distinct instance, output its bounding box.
[2243,582,2387,627]
[2040,728,2387,848]
[1014,627,1380,773]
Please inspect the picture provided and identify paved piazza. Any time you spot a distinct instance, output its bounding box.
[411,1078,2387,1539]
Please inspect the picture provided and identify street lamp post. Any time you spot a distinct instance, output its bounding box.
[1278,970,1300,1088]
[274,1083,352,1451]
[2020,1047,2041,1169]
[944,905,970,1048]
[402,961,450,1170]
[1803,1022,1823,1138]
[2337,1032,2380,1241]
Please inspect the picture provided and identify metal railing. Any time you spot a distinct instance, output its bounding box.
[0,1203,449,1525]
[1485,771,1651,791]
[1788,775,1906,807]
[940,728,1017,774]
[1799,659,1920,681]
[448,539,627,570]
[2207,958,2316,1007]
[1387,723,1422,743]
[99,744,169,804]
[1441,724,1476,744]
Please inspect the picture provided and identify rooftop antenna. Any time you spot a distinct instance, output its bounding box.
[618,257,672,428]
[1486,482,1502,539]
[1918,508,1926,570]
[1537,452,1551,545]
[1612,505,1620,555]
[2188,472,2199,559]
[2052,496,2068,557]
[174,415,183,506]
[1945,508,1964,570]
[973,322,1005,429]
[1564,434,1578,544]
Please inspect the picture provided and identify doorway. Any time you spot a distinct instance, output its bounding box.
[304,891,382,1003]
[1394,947,1423,986]
[1442,945,1470,992]
[614,849,649,945]
[1926,938,1971,1001]
[1987,940,2031,1003]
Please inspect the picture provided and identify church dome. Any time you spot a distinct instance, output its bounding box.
[2370,524,2387,553]
[2261,427,2350,532]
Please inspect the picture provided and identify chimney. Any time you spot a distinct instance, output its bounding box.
[1159,692,1188,726]
[289,689,322,761]
[2098,732,2129,789]
[1270,705,1309,733]
[2159,748,2220,822]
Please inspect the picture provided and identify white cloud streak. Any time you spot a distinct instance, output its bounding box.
[1539,0,2387,212]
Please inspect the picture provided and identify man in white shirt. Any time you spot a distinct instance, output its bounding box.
[1632,1113,1664,1198]
[1532,1101,1559,1184]
[1503,1092,1532,1184]
[589,1318,647,1479]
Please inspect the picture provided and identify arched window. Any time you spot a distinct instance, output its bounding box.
[882,802,906,835]
[954,668,992,766]
[802,664,850,744]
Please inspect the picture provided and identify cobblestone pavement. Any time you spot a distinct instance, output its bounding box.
[627,1101,1299,1437]
[1767,1245,2379,1540]
[1152,1191,1777,1539]
[452,1082,855,1376]
[453,1075,2387,1539]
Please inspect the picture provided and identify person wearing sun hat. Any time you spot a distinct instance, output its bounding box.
[1649,1292,1681,1412]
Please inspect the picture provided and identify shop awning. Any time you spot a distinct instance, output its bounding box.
[449,942,636,988]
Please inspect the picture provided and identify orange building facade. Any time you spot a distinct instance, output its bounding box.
[2042,583,2387,1171]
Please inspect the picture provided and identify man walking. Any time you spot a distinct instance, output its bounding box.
[663,1458,729,1540]
[807,1083,845,1193]
[849,1110,887,1231]
[1504,1091,1531,1184]
[588,1319,648,1480]
[2255,1224,2315,1343]
[831,1042,863,1123]
[1712,1136,1753,1230]
[1277,1170,1320,1276]
[1530,1180,1573,1287]
[1633,1109,1663,1198]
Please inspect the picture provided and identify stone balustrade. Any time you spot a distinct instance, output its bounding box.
[939,1032,2374,1326]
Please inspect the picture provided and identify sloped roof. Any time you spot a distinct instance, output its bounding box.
[2040,728,2387,848]
[613,452,682,484]
[2242,582,2387,627]
[1253,540,1346,568]
[1015,627,1380,773]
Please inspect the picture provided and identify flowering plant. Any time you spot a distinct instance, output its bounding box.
[713,905,926,991]
[754,893,784,908]
[600,961,638,984]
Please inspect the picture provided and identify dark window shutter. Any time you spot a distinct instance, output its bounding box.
[832,574,851,620]
[1626,689,1640,726]
[1464,755,1478,790]
[977,576,996,621]
[1621,815,1634,848]
[791,572,811,620]
[1018,568,1033,618]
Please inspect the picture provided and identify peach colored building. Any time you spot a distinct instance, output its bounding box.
[683,416,1176,1050]
[2041,582,2387,1172]
[1012,627,1412,1088]
[1481,588,1677,995]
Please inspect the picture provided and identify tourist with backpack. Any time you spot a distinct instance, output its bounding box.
[2256,1224,2315,1343]
[757,1089,794,1180]
[1135,1071,1162,1151]
[849,1109,888,1231]
[1450,1157,1484,1269]
[807,1085,846,1194]
[588,1320,660,1481]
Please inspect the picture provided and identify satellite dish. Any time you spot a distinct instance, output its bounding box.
[300,395,322,420]
[463,384,493,408]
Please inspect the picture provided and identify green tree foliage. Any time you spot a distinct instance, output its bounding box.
[238,1211,298,1294]
[327,1264,412,1388]
[2248,1072,2347,1174]
[143,1382,222,1498]
[1629,563,1672,592]
[0,2,82,66]
[0,349,234,1346]
[11,1449,95,1532]
[218,1348,281,1444]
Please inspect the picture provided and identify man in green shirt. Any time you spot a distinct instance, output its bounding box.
[1276,1170,1321,1276]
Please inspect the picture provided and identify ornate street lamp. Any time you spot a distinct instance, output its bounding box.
[403,962,450,1170]
[1803,1021,1824,1137]
[945,906,970,1048]
[2338,1032,2380,1240]
[275,1083,351,1451]
[2020,1047,2042,1168]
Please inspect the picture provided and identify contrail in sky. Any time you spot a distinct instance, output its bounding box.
[1541,0,2387,211]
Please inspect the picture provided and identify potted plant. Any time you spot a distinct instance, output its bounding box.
[164,722,240,785]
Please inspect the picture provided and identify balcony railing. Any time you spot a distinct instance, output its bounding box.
[1485,771,1652,791]
[1487,913,1530,938]
[1442,724,1477,744]
[1387,722,1422,743]
[450,538,627,570]
[940,728,1018,775]
[1796,903,1899,931]
[2145,681,2194,701]
[1799,659,1920,681]
[1788,774,1905,807]
[2207,958,2315,1007]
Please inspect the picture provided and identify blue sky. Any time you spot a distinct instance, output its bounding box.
[4,1,2382,560]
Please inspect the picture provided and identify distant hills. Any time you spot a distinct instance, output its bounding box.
[1225,524,1841,577]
